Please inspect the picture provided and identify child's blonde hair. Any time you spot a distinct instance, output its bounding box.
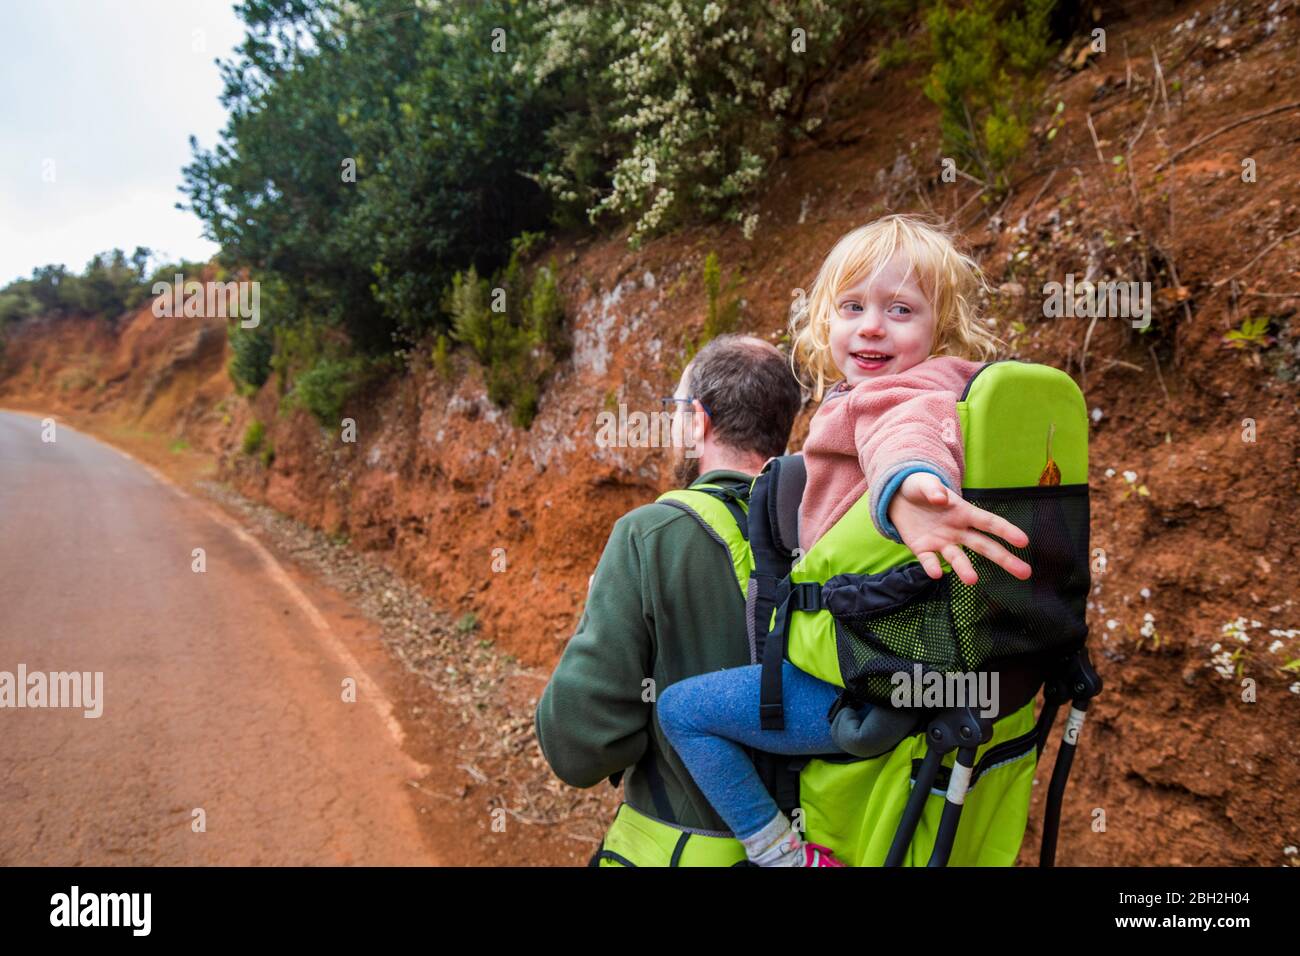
[789,214,1002,401]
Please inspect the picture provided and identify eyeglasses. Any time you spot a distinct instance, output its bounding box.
[659,395,711,416]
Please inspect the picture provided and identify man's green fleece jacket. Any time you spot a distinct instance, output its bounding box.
[534,469,756,833]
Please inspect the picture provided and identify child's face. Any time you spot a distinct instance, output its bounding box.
[829,251,937,388]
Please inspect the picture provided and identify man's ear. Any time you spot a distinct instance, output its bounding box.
[691,399,709,447]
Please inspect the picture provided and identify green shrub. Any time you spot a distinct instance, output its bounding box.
[683,251,743,365]
[431,333,453,379]
[878,35,921,70]
[0,247,166,324]
[446,268,493,367]
[228,323,273,393]
[0,288,39,325]
[922,0,1058,192]
[445,241,566,429]
[286,356,372,426]
[525,255,565,351]
[242,419,266,455]
[270,317,331,398]
[702,251,742,343]
[1222,317,1274,350]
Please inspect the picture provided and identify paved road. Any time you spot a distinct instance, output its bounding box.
[0,411,437,864]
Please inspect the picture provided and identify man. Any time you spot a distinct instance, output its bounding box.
[535,334,802,864]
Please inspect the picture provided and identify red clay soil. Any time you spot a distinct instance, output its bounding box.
[3,0,1298,866]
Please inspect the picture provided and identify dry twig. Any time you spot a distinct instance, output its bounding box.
[1148,344,1172,406]
[1086,112,1109,171]
[1101,358,1146,372]
[1211,226,1300,289]
[1154,102,1300,172]
[1080,314,1100,391]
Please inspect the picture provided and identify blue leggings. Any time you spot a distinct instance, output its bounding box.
[657,661,851,839]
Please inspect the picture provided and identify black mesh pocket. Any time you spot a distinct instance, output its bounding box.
[825,485,1090,706]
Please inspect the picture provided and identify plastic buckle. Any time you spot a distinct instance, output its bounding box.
[759,702,785,730]
[791,581,822,612]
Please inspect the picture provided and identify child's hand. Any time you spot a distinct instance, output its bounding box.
[888,472,1032,585]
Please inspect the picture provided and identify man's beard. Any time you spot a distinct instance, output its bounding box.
[671,451,701,488]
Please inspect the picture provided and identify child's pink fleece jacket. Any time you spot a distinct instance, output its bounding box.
[798,356,986,554]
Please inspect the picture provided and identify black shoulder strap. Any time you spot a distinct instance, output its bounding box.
[690,480,751,541]
[741,457,816,808]
[746,458,793,666]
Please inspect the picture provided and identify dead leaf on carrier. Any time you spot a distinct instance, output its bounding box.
[1039,422,1062,486]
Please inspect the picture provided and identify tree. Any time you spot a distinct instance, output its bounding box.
[180,0,554,349]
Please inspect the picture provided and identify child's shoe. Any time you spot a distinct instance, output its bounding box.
[752,828,847,867]
[743,813,849,867]
[799,841,846,867]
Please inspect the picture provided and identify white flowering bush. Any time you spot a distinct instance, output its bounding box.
[1210,616,1300,690]
[527,0,866,244]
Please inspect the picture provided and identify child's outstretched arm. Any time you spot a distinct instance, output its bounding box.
[848,361,971,537]
[842,358,1034,582]
[887,472,1031,584]
[844,359,1031,584]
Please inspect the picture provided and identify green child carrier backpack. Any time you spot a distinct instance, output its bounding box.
[590,359,1103,867]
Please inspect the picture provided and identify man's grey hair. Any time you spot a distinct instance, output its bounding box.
[687,334,803,461]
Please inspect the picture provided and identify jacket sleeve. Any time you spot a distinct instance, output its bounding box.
[850,374,966,543]
[534,513,655,788]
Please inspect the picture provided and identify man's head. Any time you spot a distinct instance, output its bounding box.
[671,334,803,487]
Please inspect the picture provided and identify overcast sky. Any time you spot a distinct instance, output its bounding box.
[0,0,246,285]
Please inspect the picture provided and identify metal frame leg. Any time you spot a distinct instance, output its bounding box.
[1038,648,1103,867]
[928,743,981,867]
[884,647,1103,868]
[885,707,993,867]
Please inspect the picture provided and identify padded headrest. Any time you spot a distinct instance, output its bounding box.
[960,360,1088,487]
[768,454,806,555]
